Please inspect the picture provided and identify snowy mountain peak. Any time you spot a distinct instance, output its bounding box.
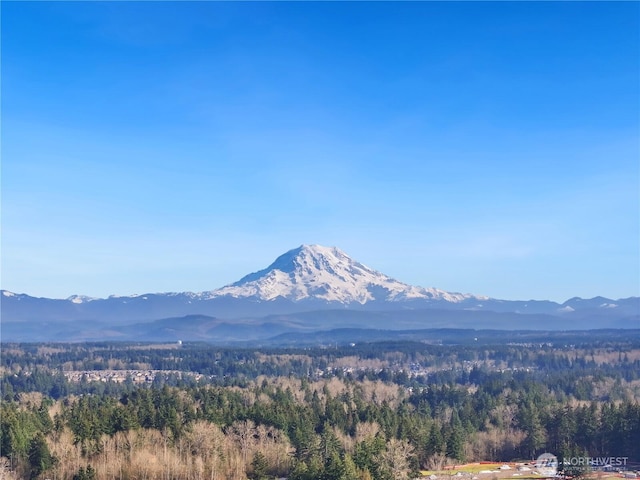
[66,295,97,304]
[209,244,485,305]
[236,244,353,280]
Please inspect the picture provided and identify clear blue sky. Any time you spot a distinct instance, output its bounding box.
[2,1,638,302]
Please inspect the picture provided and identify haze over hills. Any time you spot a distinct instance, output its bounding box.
[1,244,638,342]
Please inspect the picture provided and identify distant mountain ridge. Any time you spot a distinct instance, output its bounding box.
[1,244,638,341]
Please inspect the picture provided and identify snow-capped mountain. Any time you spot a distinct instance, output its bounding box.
[1,245,638,342]
[208,244,486,304]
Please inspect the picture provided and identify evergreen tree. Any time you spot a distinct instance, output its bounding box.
[427,423,445,456]
[289,460,310,480]
[519,402,546,458]
[73,465,97,480]
[342,454,359,480]
[323,452,346,480]
[446,427,465,462]
[28,433,56,479]
[320,423,342,463]
[250,452,269,480]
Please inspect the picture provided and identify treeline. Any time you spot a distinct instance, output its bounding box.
[4,338,640,362]
[1,374,639,479]
[1,340,640,479]
[5,340,640,376]
[3,341,640,400]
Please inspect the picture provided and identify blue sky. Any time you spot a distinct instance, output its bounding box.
[2,1,638,302]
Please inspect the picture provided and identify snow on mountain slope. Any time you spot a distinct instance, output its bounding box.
[2,244,637,332]
[67,295,98,304]
[207,244,487,304]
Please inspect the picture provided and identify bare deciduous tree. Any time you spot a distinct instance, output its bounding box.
[380,438,415,480]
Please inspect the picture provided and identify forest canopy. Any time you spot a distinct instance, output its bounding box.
[1,335,639,480]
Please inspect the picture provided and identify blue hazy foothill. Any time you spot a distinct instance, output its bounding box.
[1,245,638,343]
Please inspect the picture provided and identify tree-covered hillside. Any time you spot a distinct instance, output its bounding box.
[1,336,639,479]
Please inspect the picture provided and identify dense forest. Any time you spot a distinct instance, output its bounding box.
[1,335,639,480]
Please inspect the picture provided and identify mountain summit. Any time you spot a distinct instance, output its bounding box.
[209,244,484,304]
[2,244,638,340]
